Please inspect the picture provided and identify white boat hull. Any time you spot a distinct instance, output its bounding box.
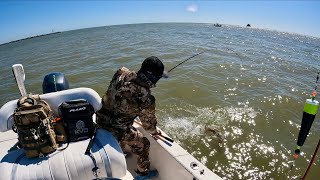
[127,122,221,180]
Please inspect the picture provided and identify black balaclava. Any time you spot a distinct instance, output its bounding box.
[138,56,165,85]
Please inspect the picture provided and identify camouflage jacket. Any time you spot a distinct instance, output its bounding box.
[96,67,158,134]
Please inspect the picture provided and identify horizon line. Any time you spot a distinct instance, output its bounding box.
[1,22,319,46]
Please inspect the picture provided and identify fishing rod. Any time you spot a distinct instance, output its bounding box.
[166,48,246,73]
[167,50,209,73]
[298,71,320,179]
[134,119,174,144]
[288,72,320,178]
[294,72,319,157]
[301,139,320,179]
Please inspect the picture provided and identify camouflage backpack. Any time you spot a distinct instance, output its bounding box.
[13,95,58,158]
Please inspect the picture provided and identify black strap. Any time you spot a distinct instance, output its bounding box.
[85,127,97,154]
[88,153,100,179]
[85,127,100,178]
[57,142,69,151]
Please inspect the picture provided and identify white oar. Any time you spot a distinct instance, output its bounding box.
[12,64,27,96]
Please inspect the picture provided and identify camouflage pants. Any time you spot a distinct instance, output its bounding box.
[120,127,151,174]
[100,126,151,174]
[96,111,151,174]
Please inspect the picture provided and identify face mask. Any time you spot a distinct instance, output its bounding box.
[143,71,162,85]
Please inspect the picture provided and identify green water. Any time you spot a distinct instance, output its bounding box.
[1,23,320,179]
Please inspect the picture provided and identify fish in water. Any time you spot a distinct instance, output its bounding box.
[204,125,224,142]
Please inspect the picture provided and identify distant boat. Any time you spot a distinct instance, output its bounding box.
[214,23,222,27]
[246,24,251,27]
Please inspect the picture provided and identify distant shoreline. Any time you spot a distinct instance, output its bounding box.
[0,32,61,46]
[0,22,319,46]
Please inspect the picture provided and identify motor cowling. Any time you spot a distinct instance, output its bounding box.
[42,72,69,94]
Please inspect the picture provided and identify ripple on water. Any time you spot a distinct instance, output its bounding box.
[157,101,306,179]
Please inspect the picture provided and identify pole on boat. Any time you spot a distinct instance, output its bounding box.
[294,72,319,159]
[288,72,319,178]
[134,119,174,144]
[12,64,27,96]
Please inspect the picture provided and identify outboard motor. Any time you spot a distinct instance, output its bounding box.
[42,72,69,94]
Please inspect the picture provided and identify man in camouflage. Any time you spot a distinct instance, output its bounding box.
[96,56,168,179]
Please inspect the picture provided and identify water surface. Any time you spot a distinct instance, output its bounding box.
[1,23,320,179]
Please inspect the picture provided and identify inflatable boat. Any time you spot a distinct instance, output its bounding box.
[0,65,222,180]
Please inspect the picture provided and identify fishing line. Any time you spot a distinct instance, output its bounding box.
[225,48,245,67]
[224,48,247,82]
[313,72,319,97]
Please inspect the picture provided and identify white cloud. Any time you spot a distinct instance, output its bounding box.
[186,4,198,13]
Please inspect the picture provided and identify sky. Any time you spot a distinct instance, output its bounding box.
[0,1,319,44]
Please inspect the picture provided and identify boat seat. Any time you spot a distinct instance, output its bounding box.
[0,129,127,179]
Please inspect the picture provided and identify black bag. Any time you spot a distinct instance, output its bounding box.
[59,99,95,142]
